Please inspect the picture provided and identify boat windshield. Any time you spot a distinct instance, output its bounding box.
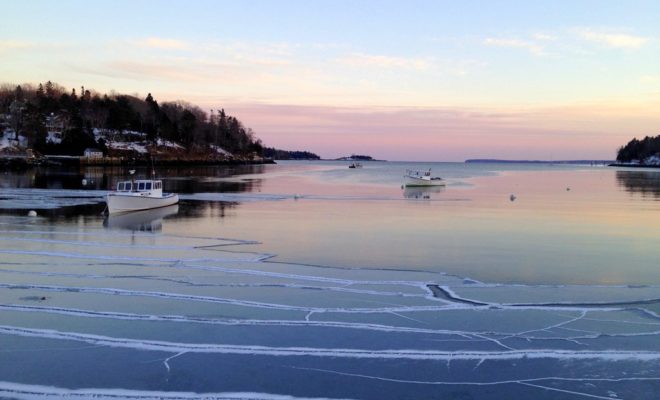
[117,182,132,191]
[116,180,162,192]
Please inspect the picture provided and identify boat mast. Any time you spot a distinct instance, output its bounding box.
[149,153,156,179]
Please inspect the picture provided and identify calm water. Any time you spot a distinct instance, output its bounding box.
[0,161,658,399]
[2,161,658,285]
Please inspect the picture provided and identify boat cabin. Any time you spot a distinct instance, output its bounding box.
[405,169,432,177]
[115,180,163,195]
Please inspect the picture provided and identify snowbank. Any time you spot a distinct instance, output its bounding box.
[156,138,185,150]
[644,154,660,165]
[107,141,148,154]
[210,144,231,156]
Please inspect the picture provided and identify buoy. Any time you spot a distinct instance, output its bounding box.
[27,210,37,217]
[82,179,87,185]
[509,194,516,201]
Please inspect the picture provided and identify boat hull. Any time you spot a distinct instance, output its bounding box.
[104,204,179,231]
[106,193,179,214]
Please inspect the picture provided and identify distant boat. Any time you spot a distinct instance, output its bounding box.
[403,169,445,187]
[106,171,179,214]
[348,162,363,169]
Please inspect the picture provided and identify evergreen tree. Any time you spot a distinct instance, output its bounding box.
[60,126,96,155]
[144,93,160,141]
[218,109,228,147]
[179,110,197,145]
[45,81,55,98]
[14,85,24,101]
[22,103,47,150]
[36,83,45,98]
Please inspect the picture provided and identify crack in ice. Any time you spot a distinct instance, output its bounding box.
[2,325,657,361]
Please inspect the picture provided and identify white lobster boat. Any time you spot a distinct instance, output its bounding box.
[106,173,178,214]
[403,169,446,187]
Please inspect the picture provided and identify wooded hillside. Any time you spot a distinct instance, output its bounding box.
[0,81,262,158]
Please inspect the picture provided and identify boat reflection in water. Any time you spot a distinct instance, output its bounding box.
[103,204,179,232]
[402,186,445,200]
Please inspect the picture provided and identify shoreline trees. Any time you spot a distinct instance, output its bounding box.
[617,136,660,164]
[0,82,262,157]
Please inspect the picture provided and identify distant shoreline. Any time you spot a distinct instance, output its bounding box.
[465,159,613,165]
[607,163,660,169]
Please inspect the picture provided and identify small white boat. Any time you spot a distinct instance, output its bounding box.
[106,172,179,214]
[403,169,446,187]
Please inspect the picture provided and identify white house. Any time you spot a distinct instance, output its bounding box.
[83,148,103,158]
[45,112,69,133]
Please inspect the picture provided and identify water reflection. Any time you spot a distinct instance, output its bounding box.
[7,165,266,193]
[124,165,266,194]
[402,186,445,199]
[175,201,238,219]
[616,170,660,198]
[103,204,179,232]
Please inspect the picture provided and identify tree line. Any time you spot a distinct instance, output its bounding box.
[0,81,263,156]
[617,135,660,163]
[261,147,320,160]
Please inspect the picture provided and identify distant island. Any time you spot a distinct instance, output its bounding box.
[335,154,382,161]
[0,81,286,167]
[465,159,613,165]
[610,135,660,167]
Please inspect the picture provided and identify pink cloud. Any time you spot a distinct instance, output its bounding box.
[217,103,646,161]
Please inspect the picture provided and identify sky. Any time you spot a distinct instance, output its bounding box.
[1,0,659,161]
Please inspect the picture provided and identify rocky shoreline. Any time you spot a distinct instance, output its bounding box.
[608,163,660,169]
[0,154,275,170]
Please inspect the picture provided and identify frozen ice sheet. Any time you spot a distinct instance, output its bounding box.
[0,334,658,399]
[0,215,658,399]
[0,188,105,209]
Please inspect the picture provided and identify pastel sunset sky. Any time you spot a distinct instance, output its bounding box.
[2,0,659,160]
